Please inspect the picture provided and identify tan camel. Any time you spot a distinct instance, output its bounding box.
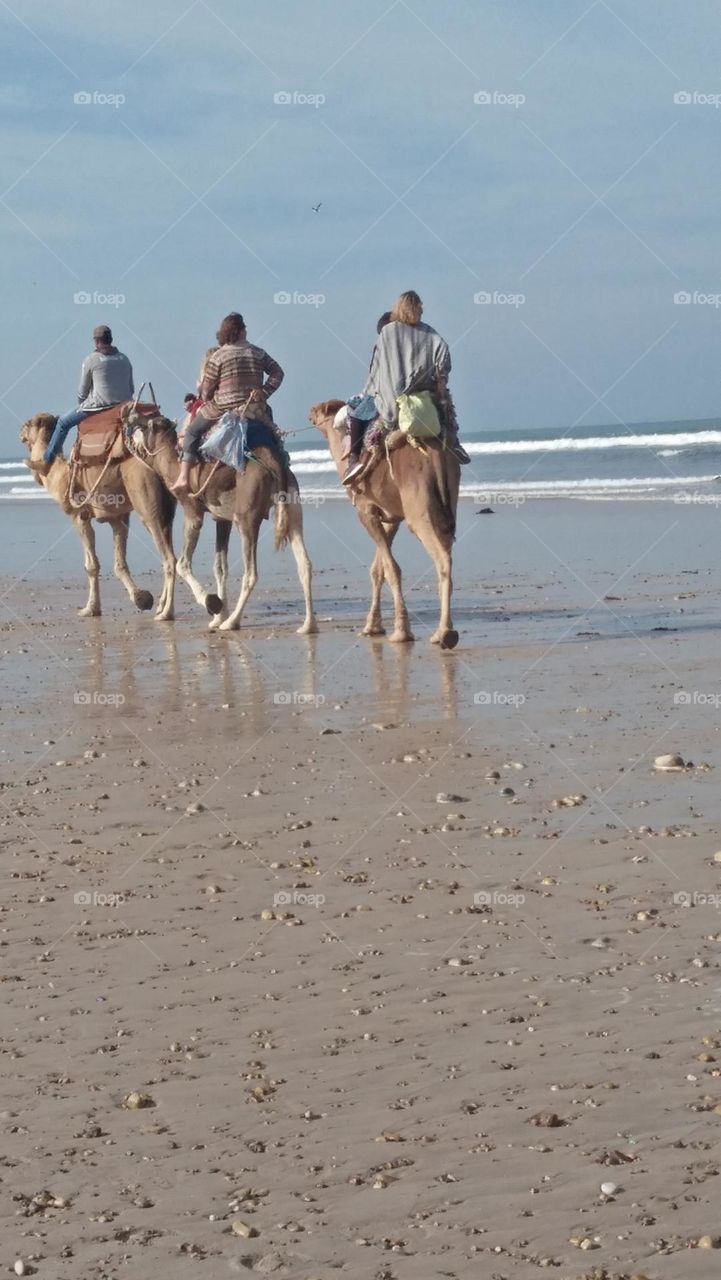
[309,400,460,648]
[125,412,317,634]
[20,413,177,620]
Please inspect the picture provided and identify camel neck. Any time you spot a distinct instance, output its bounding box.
[150,432,180,480]
[320,420,345,479]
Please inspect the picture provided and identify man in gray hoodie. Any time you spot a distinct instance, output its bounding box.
[44,325,134,463]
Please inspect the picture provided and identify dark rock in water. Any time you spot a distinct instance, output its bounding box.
[476,507,494,515]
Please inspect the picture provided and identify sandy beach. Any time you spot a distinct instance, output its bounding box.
[2,497,721,1279]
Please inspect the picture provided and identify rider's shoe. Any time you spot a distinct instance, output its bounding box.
[451,442,471,464]
[342,456,364,486]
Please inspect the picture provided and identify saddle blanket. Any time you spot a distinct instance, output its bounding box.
[74,401,158,464]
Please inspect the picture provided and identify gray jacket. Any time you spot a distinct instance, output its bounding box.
[78,347,134,411]
[363,320,451,426]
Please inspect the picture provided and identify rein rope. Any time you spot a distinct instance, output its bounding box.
[66,443,119,509]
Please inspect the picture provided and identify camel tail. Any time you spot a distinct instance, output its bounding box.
[430,443,456,540]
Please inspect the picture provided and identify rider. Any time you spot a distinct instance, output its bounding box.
[43,325,134,464]
[343,311,391,484]
[343,291,469,485]
[171,314,284,496]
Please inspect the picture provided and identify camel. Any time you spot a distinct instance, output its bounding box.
[20,413,177,620]
[309,400,460,648]
[124,410,317,634]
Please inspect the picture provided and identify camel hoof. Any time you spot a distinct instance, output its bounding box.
[154,611,175,623]
[389,629,414,644]
[362,625,386,637]
[206,593,223,616]
[135,590,154,612]
[218,618,239,632]
[297,620,319,635]
[439,629,459,651]
[78,606,101,618]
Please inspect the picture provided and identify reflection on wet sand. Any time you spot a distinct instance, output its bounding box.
[73,620,465,736]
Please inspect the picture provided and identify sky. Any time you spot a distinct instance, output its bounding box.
[1,0,720,449]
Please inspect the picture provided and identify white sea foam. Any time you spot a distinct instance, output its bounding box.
[460,430,721,455]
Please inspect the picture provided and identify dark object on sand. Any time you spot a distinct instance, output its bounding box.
[476,507,494,515]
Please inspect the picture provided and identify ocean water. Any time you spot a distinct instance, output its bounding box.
[4,417,721,504]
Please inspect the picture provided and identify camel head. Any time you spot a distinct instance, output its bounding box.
[20,413,58,467]
[124,407,176,458]
[309,400,345,436]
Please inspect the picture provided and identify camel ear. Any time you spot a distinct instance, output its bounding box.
[36,413,58,432]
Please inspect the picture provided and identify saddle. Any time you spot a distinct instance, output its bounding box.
[72,401,159,465]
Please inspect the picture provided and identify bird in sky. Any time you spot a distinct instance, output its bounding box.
[312,202,322,213]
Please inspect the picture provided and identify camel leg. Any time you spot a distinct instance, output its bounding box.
[148,519,176,622]
[208,519,231,630]
[409,516,457,650]
[218,517,259,632]
[75,516,101,617]
[357,509,413,644]
[127,480,176,623]
[362,520,399,636]
[286,500,318,635]
[175,514,217,618]
[111,516,154,613]
[154,515,175,618]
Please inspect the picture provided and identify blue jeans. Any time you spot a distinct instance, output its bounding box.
[44,408,92,463]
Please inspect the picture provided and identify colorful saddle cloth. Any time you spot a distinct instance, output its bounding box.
[74,401,158,464]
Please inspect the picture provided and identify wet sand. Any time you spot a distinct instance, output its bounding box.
[2,503,721,1278]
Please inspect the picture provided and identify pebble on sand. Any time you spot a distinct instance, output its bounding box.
[529,1111,564,1127]
[653,753,686,771]
[123,1091,155,1110]
[696,1235,721,1249]
[231,1219,257,1238]
[14,1263,25,1277]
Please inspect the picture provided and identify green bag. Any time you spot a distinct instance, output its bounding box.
[397,391,442,439]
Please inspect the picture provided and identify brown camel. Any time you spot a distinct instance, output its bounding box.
[309,400,460,648]
[124,412,317,634]
[20,413,177,620]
